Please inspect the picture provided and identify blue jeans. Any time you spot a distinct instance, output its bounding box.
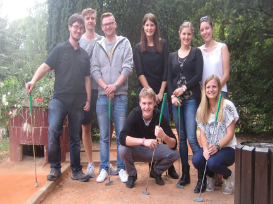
[192,147,235,179]
[137,86,170,121]
[48,99,84,174]
[96,95,127,171]
[172,98,200,167]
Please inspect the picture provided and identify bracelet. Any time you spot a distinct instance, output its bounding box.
[182,86,186,92]
[171,95,176,99]
[141,137,145,146]
[86,100,91,103]
[215,143,221,151]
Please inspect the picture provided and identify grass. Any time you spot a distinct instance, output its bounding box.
[0,137,9,161]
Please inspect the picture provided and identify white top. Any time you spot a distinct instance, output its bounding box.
[197,99,239,148]
[199,42,227,92]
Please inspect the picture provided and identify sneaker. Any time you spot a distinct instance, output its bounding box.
[126,174,137,188]
[119,169,128,183]
[72,172,90,182]
[223,172,235,195]
[86,163,95,178]
[109,164,118,175]
[47,169,61,181]
[206,175,215,192]
[96,169,108,183]
[150,167,164,185]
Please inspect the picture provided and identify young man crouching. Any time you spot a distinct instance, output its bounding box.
[119,87,179,188]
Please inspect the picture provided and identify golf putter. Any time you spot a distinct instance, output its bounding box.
[193,94,222,202]
[176,97,183,189]
[29,93,38,188]
[105,98,113,186]
[142,93,167,195]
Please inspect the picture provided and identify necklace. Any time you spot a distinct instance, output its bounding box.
[211,107,216,114]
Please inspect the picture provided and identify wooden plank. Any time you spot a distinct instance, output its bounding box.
[241,146,255,204]
[234,144,244,204]
[270,148,273,204]
[254,147,269,204]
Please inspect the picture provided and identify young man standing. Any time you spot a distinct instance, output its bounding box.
[25,13,90,182]
[119,87,179,188]
[79,8,117,178]
[91,12,133,183]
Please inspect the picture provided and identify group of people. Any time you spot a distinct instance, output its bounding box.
[25,7,239,196]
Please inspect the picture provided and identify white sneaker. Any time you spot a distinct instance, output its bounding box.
[119,169,128,183]
[223,172,235,195]
[109,164,118,175]
[206,175,215,192]
[86,163,95,178]
[96,169,108,183]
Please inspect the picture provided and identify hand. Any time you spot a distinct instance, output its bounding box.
[83,101,90,112]
[173,87,184,97]
[203,149,210,160]
[25,81,34,94]
[108,92,114,100]
[154,126,166,141]
[104,84,117,95]
[145,139,158,149]
[156,92,163,105]
[171,97,181,107]
[208,144,218,156]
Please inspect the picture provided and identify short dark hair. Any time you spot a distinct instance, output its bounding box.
[68,13,84,26]
[199,16,213,29]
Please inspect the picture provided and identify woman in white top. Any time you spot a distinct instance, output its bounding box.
[199,16,230,98]
[192,75,239,195]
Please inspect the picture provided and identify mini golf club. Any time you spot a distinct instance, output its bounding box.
[176,97,183,189]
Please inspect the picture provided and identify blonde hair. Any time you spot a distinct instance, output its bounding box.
[179,21,194,34]
[139,87,156,102]
[81,8,97,18]
[100,12,115,23]
[196,75,225,124]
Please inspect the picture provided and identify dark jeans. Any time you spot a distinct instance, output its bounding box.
[48,99,84,174]
[192,147,235,179]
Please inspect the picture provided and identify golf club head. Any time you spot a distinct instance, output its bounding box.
[142,190,149,195]
[193,198,204,202]
[105,180,113,186]
[175,183,184,189]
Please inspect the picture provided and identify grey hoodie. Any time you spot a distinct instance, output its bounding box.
[91,36,133,96]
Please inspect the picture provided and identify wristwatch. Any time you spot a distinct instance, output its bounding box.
[182,86,186,92]
[171,95,176,99]
[215,143,221,151]
[114,82,118,87]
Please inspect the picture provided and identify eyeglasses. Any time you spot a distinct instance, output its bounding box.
[72,25,85,32]
[200,16,209,23]
[101,22,115,28]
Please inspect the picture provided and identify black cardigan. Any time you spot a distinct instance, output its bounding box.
[167,47,203,104]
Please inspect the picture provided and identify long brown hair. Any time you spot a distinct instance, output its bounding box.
[140,13,162,53]
[196,75,225,124]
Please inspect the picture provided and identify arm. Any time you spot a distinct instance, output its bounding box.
[104,74,128,95]
[221,44,230,88]
[25,63,51,94]
[167,53,175,95]
[200,129,210,160]
[154,126,176,148]
[125,136,157,149]
[83,76,91,111]
[138,75,150,88]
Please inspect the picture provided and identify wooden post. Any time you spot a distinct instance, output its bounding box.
[234,144,244,204]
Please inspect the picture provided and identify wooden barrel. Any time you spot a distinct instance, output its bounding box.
[234,142,273,204]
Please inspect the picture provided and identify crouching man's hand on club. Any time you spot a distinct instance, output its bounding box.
[154,126,166,141]
[145,139,158,149]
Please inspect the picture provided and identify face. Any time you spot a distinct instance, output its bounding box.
[143,20,156,38]
[179,27,193,46]
[68,21,84,42]
[101,16,116,38]
[200,21,214,42]
[139,96,156,120]
[84,13,96,31]
[205,79,219,99]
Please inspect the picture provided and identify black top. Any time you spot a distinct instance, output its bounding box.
[45,40,90,108]
[167,47,203,104]
[134,39,168,94]
[119,106,177,150]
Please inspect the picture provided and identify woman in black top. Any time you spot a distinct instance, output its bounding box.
[134,13,178,178]
[168,22,203,188]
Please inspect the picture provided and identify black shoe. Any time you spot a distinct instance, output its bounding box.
[194,170,206,193]
[126,174,137,188]
[168,164,179,179]
[47,169,61,181]
[177,166,190,185]
[150,167,164,185]
[72,172,90,182]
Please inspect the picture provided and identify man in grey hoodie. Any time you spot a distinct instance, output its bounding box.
[91,12,133,183]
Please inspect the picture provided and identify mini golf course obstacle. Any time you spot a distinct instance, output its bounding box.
[235,142,273,204]
[9,106,69,163]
